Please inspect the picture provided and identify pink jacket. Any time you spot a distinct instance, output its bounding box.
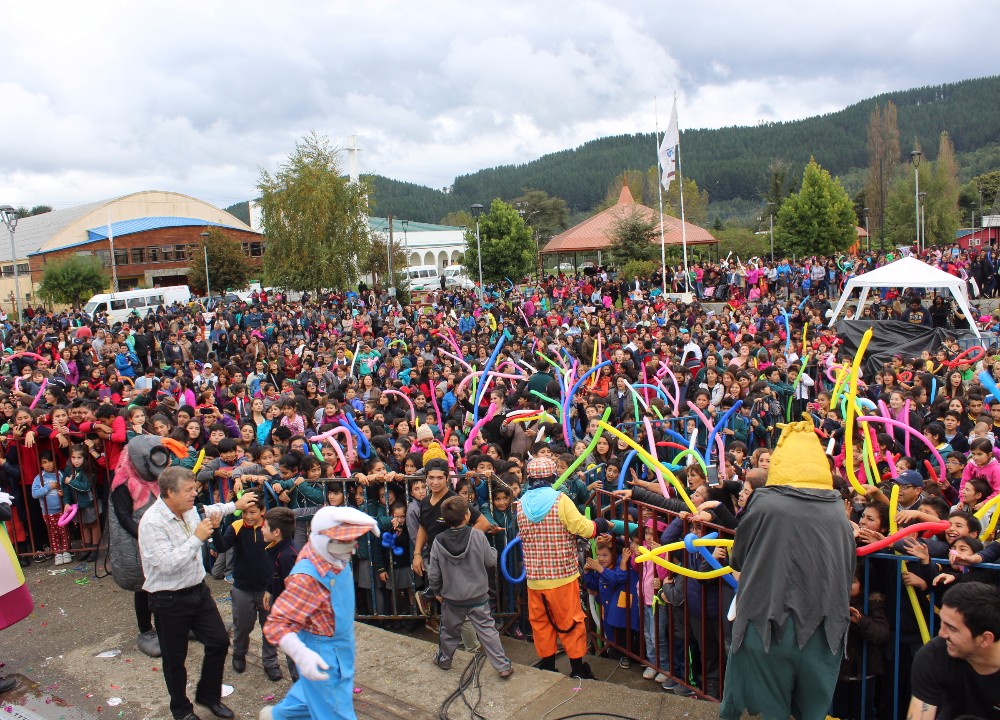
[960,457,1000,498]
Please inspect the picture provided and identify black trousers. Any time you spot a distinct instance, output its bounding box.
[150,582,230,719]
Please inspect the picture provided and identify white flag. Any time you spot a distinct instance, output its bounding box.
[658,99,679,191]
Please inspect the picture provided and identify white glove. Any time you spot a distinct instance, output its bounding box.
[0,492,11,506]
[279,633,329,681]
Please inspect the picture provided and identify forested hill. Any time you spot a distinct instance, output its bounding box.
[368,75,1000,223]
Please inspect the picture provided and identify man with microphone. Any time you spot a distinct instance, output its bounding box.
[139,466,258,720]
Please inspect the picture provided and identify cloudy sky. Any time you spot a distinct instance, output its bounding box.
[0,0,992,210]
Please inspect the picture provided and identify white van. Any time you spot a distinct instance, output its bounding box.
[406,265,440,291]
[441,265,475,290]
[83,285,192,324]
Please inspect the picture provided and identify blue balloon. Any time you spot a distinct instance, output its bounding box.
[705,400,743,467]
[500,537,526,584]
[684,531,738,590]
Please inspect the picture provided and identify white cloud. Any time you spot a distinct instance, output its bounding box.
[0,0,994,208]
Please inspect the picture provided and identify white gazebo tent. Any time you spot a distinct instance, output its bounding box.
[827,256,981,339]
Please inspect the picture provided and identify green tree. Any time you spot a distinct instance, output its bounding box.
[257,132,373,292]
[608,206,659,265]
[359,225,409,295]
[885,133,962,248]
[37,255,107,308]
[663,176,709,227]
[462,200,535,284]
[618,259,659,282]
[774,158,857,256]
[865,101,899,251]
[440,210,473,228]
[510,190,569,254]
[186,227,253,296]
[715,226,770,261]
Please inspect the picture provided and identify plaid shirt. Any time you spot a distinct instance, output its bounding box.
[262,543,338,645]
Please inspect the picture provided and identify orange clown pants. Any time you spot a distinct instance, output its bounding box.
[527,579,587,659]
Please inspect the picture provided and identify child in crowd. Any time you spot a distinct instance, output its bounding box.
[62,443,100,561]
[426,496,513,678]
[262,507,300,682]
[31,451,71,565]
[212,499,283,681]
[636,519,670,683]
[583,534,632,667]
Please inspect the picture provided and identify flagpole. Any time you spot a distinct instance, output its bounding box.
[107,213,119,296]
[654,97,667,296]
[676,95,690,293]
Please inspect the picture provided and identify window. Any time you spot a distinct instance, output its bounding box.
[1,266,12,278]
[126,297,145,308]
[148,247,160,263]
[161,246,175,262]
[114,249,129,266]
[16,264,28,274]
[242,242,264,257]
[145,294,163,307]
[131,248,146,264]
[110,299,126,311]
[95,250,111,267]
[174,245,188,262]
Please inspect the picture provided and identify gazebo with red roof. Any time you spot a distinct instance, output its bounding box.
[540,185,718,269]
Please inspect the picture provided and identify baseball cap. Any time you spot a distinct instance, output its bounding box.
[896,470,923,487]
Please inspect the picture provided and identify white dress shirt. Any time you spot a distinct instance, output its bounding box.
[138,497,235,593]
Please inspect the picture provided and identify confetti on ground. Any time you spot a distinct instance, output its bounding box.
[354,688,362,694]
[106,698,122,707]
[263,694,275,702]
[221,684,234,697]
[95,650,120,658]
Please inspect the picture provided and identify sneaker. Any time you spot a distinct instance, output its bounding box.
[63,552,74,564]
[507,627,526,641]
[673,684,696,697]
[224,574,234,584]
[414,591,433,617]
[498,665,514,679]
[654,673,668,683]
[432,652,452,671]
[53,554,65,566]
[661,677,678,692]
[642,666,657,680]
[618,656,631,669]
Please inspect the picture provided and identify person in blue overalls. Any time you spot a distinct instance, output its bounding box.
[259,506,380,720]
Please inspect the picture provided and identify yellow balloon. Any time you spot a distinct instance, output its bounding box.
[596,421,697,513]
[890,484,931,644]
[192,448,206,474]
[843,328,873,495]
[634,543,735,580]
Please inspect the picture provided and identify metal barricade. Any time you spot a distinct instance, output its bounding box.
[585,488,733,702]
[4,434,108,562]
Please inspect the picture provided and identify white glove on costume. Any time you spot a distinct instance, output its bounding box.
[279,633,329,681]
[0,492,11,506]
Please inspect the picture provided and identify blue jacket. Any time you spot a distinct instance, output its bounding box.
[583,558,630,629]
[31,471,63,515]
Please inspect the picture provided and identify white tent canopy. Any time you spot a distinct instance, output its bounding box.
[827,256,981,339]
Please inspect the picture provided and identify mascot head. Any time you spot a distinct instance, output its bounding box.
[310,506,380,567]
[766,418,833,490]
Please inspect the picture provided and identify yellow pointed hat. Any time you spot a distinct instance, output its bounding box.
[765,418,833,490]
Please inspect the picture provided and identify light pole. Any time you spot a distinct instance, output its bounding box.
[471,203,483,291]
[918,192,927,250]
[911,149,922,252]
[200,230,212,301]
[971,201,978,245]
[767,202,776,263]
[863,207,870,253]
[0,206,22,322]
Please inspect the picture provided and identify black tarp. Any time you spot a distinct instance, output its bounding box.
[835,320,954,377]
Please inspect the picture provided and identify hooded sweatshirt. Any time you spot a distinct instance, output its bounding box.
[426,525,496,606]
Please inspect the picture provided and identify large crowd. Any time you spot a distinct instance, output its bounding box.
[2,240,1000,719]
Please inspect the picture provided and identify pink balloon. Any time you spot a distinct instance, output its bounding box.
[686,400,727,479]
[643,417,671,498]
[382,389,416,421]
[464,403,497,453]
[856,415,946,478]
[30,378,48,409]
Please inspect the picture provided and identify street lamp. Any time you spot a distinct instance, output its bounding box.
[200,230,211,301]
[0,206,22,322]
[767,202,776,263]
[470,203,484,291]
[863,207,870,253]
[911,150,922,252]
